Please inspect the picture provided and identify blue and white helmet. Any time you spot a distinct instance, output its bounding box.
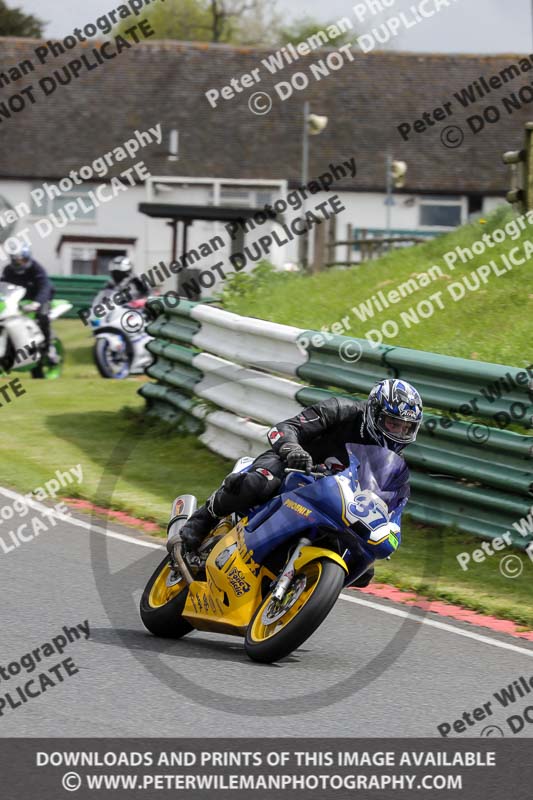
[12,244,32,269]
[366,379,422,452]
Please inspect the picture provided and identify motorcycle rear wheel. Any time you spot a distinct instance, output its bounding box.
[244,558,344,663]
[140,555,193,638]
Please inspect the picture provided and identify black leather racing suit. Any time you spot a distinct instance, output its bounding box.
[184,397,409,585]
[1,259,55,351]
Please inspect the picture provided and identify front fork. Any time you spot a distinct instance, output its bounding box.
[271,537,312,602]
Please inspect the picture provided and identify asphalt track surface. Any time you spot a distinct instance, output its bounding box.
[2,485,533,739]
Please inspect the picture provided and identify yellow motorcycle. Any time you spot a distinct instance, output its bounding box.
[140,445,407,663]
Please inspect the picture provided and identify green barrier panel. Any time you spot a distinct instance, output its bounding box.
[51,275,107,318]
[297,332,533,425]
[146,339,197,367]
[138,384,203,433]
[407,443,533,497]
[145,359,201,396]
[146,316,200,345]
[406,502,516,544]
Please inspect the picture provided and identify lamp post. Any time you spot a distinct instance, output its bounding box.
[300,101,328,269]
[385,156,408,240]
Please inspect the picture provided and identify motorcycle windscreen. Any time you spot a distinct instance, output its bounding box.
[0,281,25,300]
[346,443,410,511]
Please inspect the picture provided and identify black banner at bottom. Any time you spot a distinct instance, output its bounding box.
[1,738,531,799]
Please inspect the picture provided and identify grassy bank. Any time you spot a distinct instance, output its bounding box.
[223,206,532,367]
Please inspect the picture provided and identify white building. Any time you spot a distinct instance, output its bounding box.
[0,39,519,293]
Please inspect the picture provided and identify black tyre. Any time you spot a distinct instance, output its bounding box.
[31,337,64,379]
[244,559,344,663]
[93,334,131,379]
[140,555,193,639]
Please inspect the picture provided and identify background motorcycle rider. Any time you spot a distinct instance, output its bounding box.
[104,256,147,302]
[0,245,58,364]
[179,378,423,587]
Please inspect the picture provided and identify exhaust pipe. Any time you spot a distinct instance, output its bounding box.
[166,494,197,586]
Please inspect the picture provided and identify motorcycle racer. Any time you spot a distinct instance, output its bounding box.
[179,379,422,585]
[1,245,58,363]
[105,256,147,301]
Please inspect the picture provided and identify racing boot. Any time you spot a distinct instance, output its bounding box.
[47,342,61,366]
[179,503,219,554]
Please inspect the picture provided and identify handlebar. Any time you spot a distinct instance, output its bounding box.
[284,467,328,478]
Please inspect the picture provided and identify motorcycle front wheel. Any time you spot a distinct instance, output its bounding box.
[94,334,131,379]
[244,558,344,664]
[140,555,193,639]
[31,337,64,379]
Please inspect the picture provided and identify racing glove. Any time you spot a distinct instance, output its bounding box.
[24,302,40,312]
[279,443,313,473]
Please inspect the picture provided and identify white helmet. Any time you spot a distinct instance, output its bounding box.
[110,256,133,284]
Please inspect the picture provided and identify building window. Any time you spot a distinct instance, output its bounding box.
[30,185,97,222]
[71,247,126,275]
[419,197,463,228]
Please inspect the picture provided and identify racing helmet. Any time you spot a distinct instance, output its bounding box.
[12,244,32,271]
[109,256,133,285]
[366,379,422,452]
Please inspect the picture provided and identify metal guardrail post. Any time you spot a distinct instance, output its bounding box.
[503,121,533,212]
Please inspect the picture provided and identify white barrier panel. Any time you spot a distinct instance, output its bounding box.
[191,304,306,376]
[200,410,268,461]
[193,353,301,424]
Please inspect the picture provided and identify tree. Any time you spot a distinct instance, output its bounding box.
[0,0,44,37]
[115,1,352,48]
[276,15,355,47]
[115,0,279,45]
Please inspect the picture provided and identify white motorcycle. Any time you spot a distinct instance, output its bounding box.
[0,281,72,379]
[90,289,153,379]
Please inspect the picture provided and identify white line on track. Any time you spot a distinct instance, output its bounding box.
[2,485,533,659]
[0,486,163,551]
[340,593,533,658]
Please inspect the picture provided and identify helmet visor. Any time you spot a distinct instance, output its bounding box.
[376,411,418,443]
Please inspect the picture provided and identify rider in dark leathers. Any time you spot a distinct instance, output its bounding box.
[180,379,423,586]
[1,246,57,361]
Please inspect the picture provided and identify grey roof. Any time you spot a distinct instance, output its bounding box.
[0,37,530,194]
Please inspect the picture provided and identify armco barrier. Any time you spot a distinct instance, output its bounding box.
[139,300,533,549]
[51,275,107,318]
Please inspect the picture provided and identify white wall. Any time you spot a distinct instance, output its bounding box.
[0,177,507,295]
